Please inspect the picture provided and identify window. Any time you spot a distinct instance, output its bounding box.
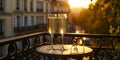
[30,0,33,11]
[0,0,2,8]
[24,0,27,11]
[0,20,3,37]
[37,1,43,12]
[14,16,21,32]
[46,3,48,13]
[24,16,28,27]
[31,16,34,25]
[0,0,3,11]
[14,16,20,28]
[16,0,20,10]
[0,47,2,56]
[36,16,43,24]
[16,16,20,27]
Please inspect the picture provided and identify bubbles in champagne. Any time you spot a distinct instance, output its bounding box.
[48,14,57,34]
[58,14,67,34]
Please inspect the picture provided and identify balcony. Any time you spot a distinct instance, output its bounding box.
[0,32,119,60]
[14,24,47,35]
[37,8,43,13]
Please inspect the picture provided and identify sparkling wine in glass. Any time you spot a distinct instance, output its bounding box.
[48,14,56,50]
[59,19,66,51]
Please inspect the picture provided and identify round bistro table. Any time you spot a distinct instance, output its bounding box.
[36,44,93,60]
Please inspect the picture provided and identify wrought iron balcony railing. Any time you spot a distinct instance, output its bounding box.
[14,24,47,35]
[0,32,119,60]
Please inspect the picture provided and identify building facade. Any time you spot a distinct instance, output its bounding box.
[0,0,70,57]
[0,0,50,38]
[0,0,70,38]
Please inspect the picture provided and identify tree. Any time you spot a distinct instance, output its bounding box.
[71,0,120,34]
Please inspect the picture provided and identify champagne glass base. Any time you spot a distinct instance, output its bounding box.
[47,45,54,50]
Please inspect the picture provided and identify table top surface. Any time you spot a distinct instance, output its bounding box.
[36,44,93,57]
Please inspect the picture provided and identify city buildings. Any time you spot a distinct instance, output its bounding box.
[0,0,70,58]
[0,0,51,38]
[0,0,70,38]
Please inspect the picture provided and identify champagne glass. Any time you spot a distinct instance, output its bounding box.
[59,19,66,51]
[48,15,56,50]
[58,14,67,44]
[58,14,67,51]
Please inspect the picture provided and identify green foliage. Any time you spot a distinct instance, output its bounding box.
[72,0,120,34]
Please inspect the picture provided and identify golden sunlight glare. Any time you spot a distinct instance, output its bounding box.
[68,0,97,9]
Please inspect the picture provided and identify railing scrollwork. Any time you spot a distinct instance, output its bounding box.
[0,32,119,60]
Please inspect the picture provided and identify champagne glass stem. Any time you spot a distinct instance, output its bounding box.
[51,34,54,50]
[83,40,85,53]
[51,34,53,45]
[61,34,64,51]
[61,34,64,45]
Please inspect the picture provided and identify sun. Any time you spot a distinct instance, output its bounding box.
[68,0,81,8]
[68,0,97,9]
